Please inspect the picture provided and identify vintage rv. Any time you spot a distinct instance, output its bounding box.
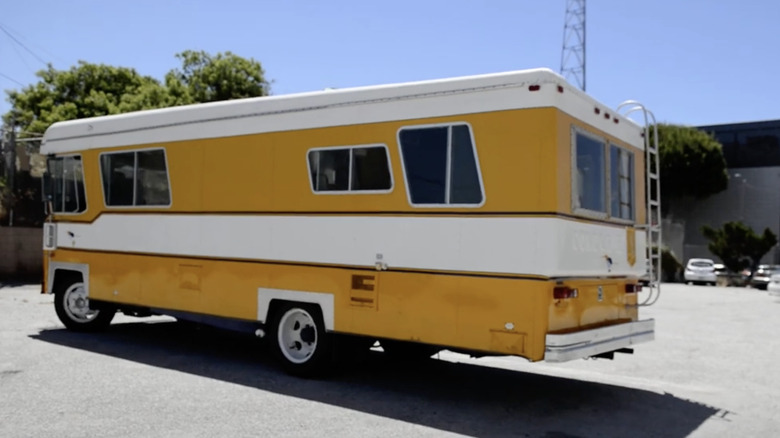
[41,68,660,376]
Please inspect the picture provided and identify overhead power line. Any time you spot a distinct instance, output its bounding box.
[0,23,49,66]
[0,71,24,86]
[0,22,66,65]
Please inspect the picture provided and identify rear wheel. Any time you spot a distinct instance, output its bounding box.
[270,303,332,377]
[54,280,115,331]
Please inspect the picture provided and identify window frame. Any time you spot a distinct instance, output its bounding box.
[306,144,394,195]
[46,154,88,215]
[98,147,173,209]
[397,121,486,208]
[571,125,636,223]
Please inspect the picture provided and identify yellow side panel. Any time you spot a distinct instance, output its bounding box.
[346,271,551,360]
[200,136,272,211]
[51,249,555,360]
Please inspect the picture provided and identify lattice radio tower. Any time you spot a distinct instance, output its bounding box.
[560,0,586,91]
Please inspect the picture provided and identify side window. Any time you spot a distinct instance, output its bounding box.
[308,145,391,192]
[136,150,172,205]
[101,152,134,206]
[399,123,483,206]
[45,155,87,214]
[573,130,606,214]
[351,146,392,191]
[572,127,636,222]
[610,145,634,220]
[100,149,171,207]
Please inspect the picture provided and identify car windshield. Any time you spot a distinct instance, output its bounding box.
[691,261,713,268]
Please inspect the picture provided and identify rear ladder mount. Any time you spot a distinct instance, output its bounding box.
[617,101,661,306]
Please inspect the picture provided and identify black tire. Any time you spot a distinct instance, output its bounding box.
[381,339,440,362]
[54,280,115,332]
[269,302,332,377]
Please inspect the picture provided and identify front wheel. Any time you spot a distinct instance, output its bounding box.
[54,281,115,331]
[270,303,332,377]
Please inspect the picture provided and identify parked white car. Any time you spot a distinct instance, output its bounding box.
[684,258,717,286]
[767,273,780,297]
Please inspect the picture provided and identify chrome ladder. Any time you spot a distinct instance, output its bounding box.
[618,101,661,306]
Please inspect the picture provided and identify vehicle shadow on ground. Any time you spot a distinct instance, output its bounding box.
[32,321,718,438]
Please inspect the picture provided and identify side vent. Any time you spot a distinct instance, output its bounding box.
[350,274,378,309]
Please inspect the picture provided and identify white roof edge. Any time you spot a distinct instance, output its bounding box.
[41,68,645,153]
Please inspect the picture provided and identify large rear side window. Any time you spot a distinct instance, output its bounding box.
[398,123,484,206]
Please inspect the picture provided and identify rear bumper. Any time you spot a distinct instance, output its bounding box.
[544,319,655,362]
[684,272,717,282]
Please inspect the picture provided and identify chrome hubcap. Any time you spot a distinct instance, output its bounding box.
[277,308,318,364]
[63,283,99,323]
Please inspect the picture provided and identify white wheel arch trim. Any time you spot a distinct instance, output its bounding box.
[47,262,90,295]
[257,288,335,331]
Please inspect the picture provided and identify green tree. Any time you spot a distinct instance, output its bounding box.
[701,221,777,277]
[3,62,170,137]
[651,124,729,208]
[4,51,270,137]
[165,50,270,104]
[1,51,270,226]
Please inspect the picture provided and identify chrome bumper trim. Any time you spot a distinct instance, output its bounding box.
[544,319,655,362]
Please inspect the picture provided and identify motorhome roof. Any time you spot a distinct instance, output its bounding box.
[41,68,643,154]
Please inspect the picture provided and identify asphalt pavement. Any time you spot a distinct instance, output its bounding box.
[1,282,778,437]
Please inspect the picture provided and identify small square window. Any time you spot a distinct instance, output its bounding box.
[308,145,392,193]
[100,149,171,207]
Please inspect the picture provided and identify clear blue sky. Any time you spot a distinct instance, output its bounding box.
[1,1,778,126]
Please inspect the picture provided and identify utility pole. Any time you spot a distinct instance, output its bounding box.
[7,121,16,226]
[560,0,586,91]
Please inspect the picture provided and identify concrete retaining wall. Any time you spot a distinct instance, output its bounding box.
[0,227,42,279]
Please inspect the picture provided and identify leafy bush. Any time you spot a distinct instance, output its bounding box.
[661,248,683,282]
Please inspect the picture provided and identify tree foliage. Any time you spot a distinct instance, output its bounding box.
[165,50,270,104]
[3,62,165,136]
[701,221,777,275]
[3,51,270,137]
[652,123,729,203]
[1,51,269,226]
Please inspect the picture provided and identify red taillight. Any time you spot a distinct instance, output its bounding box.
[625,284,642,294]
[553,286,578,299]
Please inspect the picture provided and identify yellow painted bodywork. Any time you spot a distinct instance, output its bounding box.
[58,107,643,219]
[45,106,647,361]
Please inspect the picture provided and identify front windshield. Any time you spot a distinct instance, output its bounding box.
[45,156,87,214]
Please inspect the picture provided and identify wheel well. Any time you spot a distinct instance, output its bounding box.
[256,290,335,330]
[266,299,323,326]
[52,270,83,293]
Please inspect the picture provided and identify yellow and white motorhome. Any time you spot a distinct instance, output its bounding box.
[41,68,659,375]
